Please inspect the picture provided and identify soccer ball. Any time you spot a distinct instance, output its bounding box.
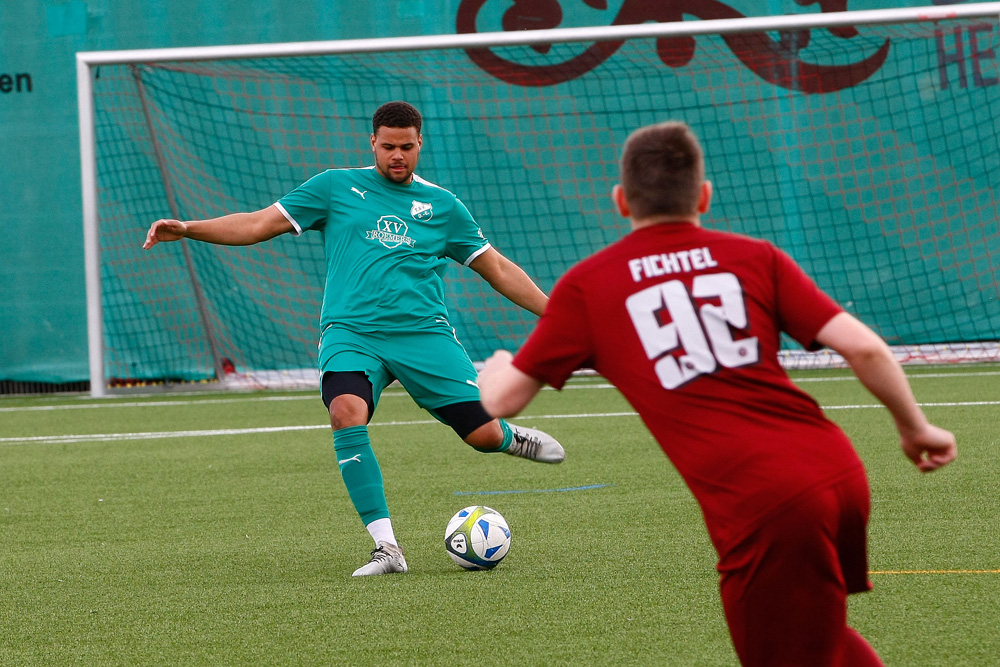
[444,505,512,570]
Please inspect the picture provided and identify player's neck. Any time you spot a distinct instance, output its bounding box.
[373,165,415,186]
[630,215,700,231]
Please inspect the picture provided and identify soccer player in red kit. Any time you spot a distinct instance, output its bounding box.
[478,121,957,666]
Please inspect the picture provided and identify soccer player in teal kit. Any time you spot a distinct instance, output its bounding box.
[143,102,564,576]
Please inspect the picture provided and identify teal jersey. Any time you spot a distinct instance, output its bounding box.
[275,166,490,332]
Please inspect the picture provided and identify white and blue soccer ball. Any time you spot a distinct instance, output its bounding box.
[445,505,512,570]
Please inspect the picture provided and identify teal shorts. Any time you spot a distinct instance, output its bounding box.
[318,321,481,413]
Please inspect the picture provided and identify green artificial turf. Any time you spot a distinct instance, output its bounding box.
[1,366,997,665]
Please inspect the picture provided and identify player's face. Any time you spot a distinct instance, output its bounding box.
[372,126,422,184]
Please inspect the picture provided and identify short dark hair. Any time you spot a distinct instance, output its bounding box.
[619,121,704,220]
[372,101,422,135]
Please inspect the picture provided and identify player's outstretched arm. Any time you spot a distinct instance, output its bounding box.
[815,312,957,472]
[142,205,293,250]
[478,350,543,418]
[469,248,548,316]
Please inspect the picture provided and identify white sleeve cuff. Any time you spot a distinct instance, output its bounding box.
[273,202,303,236]
[463,243,492,267]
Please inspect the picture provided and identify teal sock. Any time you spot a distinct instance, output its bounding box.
[471,419,514,453]
[333,425,389,525]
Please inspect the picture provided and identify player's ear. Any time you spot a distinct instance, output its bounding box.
[370,134,376,151]
[612,184,630,217]
[697,180,712,214]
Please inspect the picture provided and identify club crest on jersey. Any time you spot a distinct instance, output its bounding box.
[410,200,433,221]
[367,215,416,249]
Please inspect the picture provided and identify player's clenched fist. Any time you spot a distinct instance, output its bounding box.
[900,423,957,473]
[143,219,187,249]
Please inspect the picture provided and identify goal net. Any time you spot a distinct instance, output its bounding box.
[78,4,1000,395]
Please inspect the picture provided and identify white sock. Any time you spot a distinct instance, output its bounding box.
[366,517,397,546]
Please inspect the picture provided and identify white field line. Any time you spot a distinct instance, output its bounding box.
[2,424,328,445]
[2,402,998,447]
[869,569,1000,575]
[0,413,636,447]
[2,370,998,413]
[793,370,1000,382]
[0,394,322,412]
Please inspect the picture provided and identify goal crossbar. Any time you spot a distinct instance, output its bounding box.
[77,3,1000,66]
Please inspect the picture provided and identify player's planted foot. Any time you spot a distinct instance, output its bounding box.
[506,425,565,464]
[352,540,408,576]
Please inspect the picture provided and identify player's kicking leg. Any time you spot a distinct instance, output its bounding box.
[395,322,565,463]
[434,401,566,463]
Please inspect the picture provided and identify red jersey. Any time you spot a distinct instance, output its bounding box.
[514,222,865,555]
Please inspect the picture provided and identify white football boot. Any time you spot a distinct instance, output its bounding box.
[505,424,566,464]
[352,541,408,576]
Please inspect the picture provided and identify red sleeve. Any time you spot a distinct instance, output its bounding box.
[772,246,843,350]
[512,270,594,390]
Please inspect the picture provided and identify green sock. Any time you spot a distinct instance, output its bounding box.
[333,425,389,525]
[471,419,514,453]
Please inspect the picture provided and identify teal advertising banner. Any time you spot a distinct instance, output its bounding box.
[2,0,996,385]
[2,0,440,383]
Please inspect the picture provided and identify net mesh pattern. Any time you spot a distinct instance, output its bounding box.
[88,17,1000,386]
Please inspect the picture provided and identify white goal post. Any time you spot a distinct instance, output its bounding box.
[77,3,1000,397]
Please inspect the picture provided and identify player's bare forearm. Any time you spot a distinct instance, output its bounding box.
[478,350,543,417]
[469,248,548,316]
[142,206,292,250]
[492,270,548,316]
[815,312,957,472]
[817,314,925,431]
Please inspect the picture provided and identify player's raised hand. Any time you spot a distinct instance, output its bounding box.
[900,423,957,473]
[143,219,187,250]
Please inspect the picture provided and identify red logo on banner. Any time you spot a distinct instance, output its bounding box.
[456,0,890,93]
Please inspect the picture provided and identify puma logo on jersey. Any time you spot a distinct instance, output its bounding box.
[351,187,368,199]
[338,454,362,467]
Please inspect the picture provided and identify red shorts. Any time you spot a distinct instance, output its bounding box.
[717,467,881,666]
